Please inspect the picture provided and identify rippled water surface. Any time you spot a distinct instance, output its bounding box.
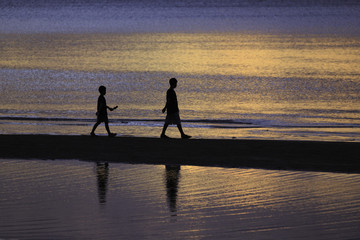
[1,0,360,141]
[1,33,360,141]
[1,159,360,239]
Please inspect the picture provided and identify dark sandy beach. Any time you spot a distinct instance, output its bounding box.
[0,134,359,173]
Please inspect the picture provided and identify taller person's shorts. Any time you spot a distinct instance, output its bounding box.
[165,112,181,125]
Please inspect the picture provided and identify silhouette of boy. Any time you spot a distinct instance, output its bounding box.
[161,78,191,139]
[90,86,117,137]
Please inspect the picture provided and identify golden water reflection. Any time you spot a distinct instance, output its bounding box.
[1,33,359,80]
[1,160,360,239]
[1,33,359,141]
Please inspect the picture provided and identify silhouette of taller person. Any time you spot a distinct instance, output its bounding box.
[91,86,117,137]
[165,165,181,215]
[161,78,191,139]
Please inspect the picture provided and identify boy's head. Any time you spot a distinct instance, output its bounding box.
[169,78,177,88]
[99,85,106,95]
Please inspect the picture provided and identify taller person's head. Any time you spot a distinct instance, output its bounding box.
[169,78,177,88]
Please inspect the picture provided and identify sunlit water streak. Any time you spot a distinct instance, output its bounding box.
[0,159,360,239]
[0,33,360,141]
[1,0,360,141]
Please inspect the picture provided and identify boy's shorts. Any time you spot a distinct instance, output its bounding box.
[165,112,181,125]
[97,113,108,123]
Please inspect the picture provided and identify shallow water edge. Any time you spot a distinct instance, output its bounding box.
[1,158,360,240]
[1,134,359,174]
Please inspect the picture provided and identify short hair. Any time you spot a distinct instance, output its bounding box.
[98,85,106,93]
[169,78,177,86]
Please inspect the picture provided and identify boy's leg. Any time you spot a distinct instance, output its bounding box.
[91,121,101,135]
[105,121,116,137]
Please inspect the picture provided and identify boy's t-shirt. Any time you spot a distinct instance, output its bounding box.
[97,95,107,116]
[166,88,179,114]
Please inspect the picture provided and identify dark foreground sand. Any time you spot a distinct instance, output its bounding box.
[0,134,359,173]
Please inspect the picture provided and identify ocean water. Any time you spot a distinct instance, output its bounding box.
[1,159,360,239]
[1,0,360,141]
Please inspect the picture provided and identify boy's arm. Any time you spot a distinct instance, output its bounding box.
[162,94,168,113]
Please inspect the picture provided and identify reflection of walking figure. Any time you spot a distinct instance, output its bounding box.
[161,78,191,139]
[165,165,181,215]
[96,162,109,204]
[91,86,117,137]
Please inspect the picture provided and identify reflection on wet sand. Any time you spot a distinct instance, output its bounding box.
[165,165,181,216]
[1,159,360,239]
[96,162,109,204]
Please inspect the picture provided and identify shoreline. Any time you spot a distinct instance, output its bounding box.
[1,134,359,173]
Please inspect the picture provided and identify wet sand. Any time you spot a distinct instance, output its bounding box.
[0,134,359,173]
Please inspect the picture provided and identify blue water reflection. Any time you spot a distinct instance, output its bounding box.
[0,159,360,239]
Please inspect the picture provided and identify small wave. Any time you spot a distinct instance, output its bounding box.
[0,116,93,122]
[1,116,360,129]
[0,116,251,124]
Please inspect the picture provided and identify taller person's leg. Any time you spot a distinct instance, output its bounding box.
[161,123,170,138]
[177,124,191,139]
